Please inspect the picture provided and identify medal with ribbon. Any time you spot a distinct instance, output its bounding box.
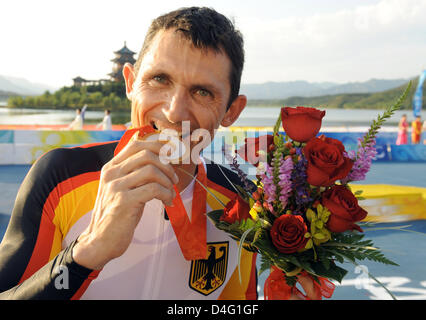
[114,126,207,261]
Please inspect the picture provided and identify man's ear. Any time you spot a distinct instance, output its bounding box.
[122,63,136,100]
[221,95,247,127]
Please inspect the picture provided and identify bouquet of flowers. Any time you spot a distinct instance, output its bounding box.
[206,82,412,300]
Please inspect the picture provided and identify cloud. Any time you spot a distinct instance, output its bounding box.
[239,0,426,83]
[1,0,425,87]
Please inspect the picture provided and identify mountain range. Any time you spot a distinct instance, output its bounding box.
[0,75,58,98]
[0,74,412,101]
[240,78,411,100]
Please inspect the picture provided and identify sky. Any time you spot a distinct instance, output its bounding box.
[0,0,425,89]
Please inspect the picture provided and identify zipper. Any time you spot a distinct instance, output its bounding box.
[150,203,168,299]
[140,200,164,299]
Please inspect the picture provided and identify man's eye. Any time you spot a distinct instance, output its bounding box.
[153,75,167,83]
[197,89,210,97]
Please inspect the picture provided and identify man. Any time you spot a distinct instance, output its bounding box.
[96,109,112,131]
[67,108,83,130]
[0,7,317,299]
[423,119,426,144]
[411,116,422,144]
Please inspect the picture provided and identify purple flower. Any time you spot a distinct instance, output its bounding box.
[277,157,293,207]
[223,144,257,193]
[260,155,293,215]
[261,163,276,205]
[291,148,312,214]
[341,138,377,184]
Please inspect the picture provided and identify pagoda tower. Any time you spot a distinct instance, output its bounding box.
[109,41,136,82]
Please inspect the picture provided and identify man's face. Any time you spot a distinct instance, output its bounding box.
[124,29,246,155]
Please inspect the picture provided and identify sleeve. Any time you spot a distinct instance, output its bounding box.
[0,240,100,299]
[0,148,100,300]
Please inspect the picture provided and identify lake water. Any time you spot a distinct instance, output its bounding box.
[1,106,425,128]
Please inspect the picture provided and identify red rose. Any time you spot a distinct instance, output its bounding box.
[237,135,274,166]
[304,136,353,187]
[281,106,325,142]
[321,185,368,232]
[270,214,308,254]
[220,195,252,224]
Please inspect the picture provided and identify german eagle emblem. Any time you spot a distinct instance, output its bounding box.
[189,242,228,295]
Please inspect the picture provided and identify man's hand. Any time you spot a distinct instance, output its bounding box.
[290,274,321,300]
[72,139,179,270]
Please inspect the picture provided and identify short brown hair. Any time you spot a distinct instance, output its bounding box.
[134,7,244,108]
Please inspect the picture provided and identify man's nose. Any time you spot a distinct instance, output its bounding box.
[162,87,191,123]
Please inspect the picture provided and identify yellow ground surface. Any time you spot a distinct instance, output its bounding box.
[350,184,426,222]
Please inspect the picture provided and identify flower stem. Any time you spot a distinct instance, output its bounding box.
[361,81,412,148]
[177,168,226,208]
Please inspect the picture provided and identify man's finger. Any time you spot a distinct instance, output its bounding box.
[111,139,165,165]
[128,182,175,207]
[297,274,321,300]
[119,164,176,191]
[119,148,179,185]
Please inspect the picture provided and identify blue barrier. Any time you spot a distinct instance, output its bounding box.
[219,130,425,162]
[321,132,426,162]
[0,130,13,143]
[0,129,425,164]
[389,144,426,162]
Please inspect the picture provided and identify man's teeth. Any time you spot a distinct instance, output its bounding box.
[152,123,189,139]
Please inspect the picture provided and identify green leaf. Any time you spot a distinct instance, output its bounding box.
[236,184,252,201]
[313,233,325,240]
[249,197,255,208]
[251,228,271,250]
[321,255,331,270]
[360,81,412,148]
[284,275,298,287]
[306,208,315,222]
[311,261,348,283]
[238,226,256,284]
[324,243,399,267]
[206,210,225,225]
[354,190,364,196]
[236,217,257,232]
[310,222,317,235]
[242,244,258,252]
[258,256,273,276]
[316,220,324,229]
[253,228,263,245]
[334,253,345,264]
[273,134,281,147]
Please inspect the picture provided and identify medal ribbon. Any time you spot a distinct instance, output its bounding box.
[114,127,207,261]
[113,126,156,156]
[165,163,207,261]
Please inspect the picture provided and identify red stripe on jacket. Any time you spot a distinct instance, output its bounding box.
[18,171,100,283]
